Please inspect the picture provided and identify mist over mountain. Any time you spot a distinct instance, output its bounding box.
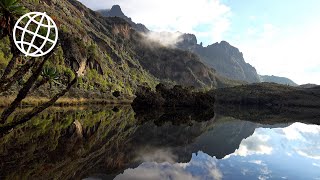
[98,5,261,83]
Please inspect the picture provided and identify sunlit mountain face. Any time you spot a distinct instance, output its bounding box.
[114,123,320,180]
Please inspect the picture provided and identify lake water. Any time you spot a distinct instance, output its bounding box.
[0,106,319,180]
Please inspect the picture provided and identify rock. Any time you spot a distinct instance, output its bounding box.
[132,85,165,108]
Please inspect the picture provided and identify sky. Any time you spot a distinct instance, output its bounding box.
[78,0,320,85]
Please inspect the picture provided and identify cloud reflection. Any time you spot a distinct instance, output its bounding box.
[115,122,320,180]
[115,151,222,180]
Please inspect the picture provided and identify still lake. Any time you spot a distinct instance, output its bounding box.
[0,106,319,180]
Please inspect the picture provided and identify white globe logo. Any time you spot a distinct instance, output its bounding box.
[13,12,58,57]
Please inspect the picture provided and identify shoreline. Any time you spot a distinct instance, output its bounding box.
[0,96,133,108]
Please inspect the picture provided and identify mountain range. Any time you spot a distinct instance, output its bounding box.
[100,5,298,86]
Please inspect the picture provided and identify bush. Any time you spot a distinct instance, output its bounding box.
[64,68,75,82]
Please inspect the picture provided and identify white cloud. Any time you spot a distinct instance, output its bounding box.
[234,22,320,85]
[297,151,320,160]
[78,0,231,44]
[141,31,183,47]
[249,160,265,165]
[313,163,320,168]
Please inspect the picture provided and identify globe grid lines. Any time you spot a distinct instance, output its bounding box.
[25,12,46,54]
[13,12,58,57]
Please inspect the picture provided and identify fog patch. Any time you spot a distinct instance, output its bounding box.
[141,31,183,47]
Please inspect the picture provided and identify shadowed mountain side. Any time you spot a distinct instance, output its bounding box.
[177,34,261,83]
[128,32,221,88]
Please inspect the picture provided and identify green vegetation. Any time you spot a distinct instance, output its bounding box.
[0,0,27,43]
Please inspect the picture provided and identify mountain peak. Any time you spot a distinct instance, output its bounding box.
[220,40,230,46]
[97,5,149,32]
[109,5,125,17]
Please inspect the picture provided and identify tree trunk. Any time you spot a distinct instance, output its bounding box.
[0,55,17,83]
[0,57,36,93]
[32,78,48,91]
[0,25,21,84]
[0,51,55,124]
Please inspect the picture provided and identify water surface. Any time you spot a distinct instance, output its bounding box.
[0,106,319,180]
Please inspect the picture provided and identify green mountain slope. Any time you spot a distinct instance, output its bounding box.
[0,0,239,98]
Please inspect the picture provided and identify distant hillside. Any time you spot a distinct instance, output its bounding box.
[213,82,320,108]
[260,75,297,86]
[299,84,318,88]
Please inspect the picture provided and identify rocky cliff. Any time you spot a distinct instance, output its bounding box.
[177,34,261,83]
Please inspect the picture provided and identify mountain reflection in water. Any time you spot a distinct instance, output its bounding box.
[115,122,320,180]
[0,106,319,180]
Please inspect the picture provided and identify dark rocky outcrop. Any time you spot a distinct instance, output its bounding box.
[132,83,215,109]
